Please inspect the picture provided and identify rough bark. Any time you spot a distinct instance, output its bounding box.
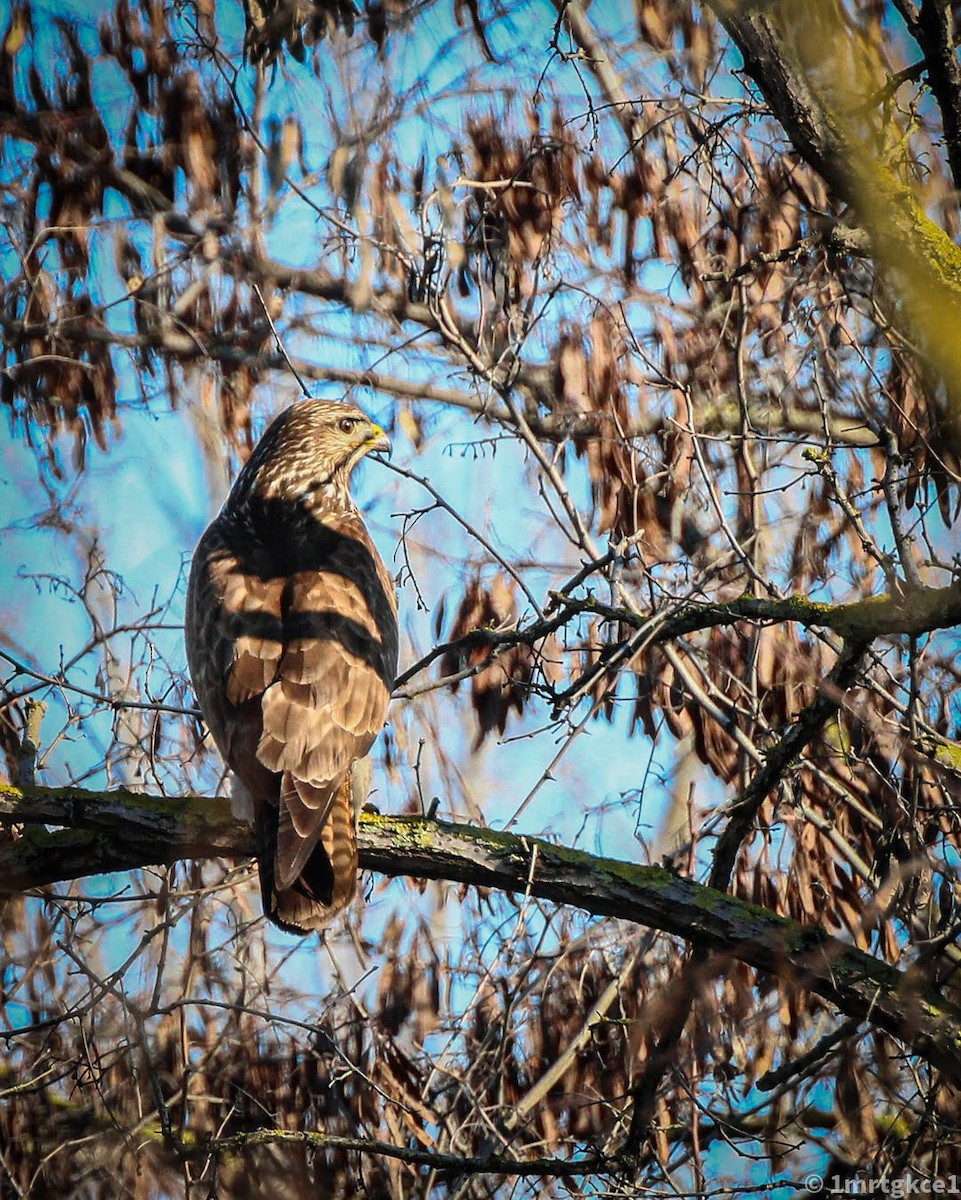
[3,782,961,1085]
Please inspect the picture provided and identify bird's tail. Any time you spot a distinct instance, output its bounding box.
[257,766,365,935]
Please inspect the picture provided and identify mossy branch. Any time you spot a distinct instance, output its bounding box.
[555,581,961,643]
[399,580,961,703]
[2,783,961,1085]
[710,0,961,428]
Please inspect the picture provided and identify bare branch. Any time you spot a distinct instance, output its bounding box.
[2,784,961,1084]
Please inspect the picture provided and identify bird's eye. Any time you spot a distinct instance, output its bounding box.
[338,417,357,434]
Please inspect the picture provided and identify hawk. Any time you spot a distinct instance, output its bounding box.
[185,400,397,933]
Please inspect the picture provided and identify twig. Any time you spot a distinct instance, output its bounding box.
[252,282,311,399]
[381,458,544,616]
[757,1018,861,1091]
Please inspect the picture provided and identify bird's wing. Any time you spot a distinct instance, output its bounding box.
[256,517,397,893]
[185,520,284,798]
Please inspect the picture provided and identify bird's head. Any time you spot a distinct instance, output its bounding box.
[229,399,391,516]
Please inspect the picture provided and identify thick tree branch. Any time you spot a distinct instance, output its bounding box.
[397,580,961,702]
[194,1129,609,1178]
[917,0,961,196]
[565,581,961,643]
[703,4,852,195]
[705,0,961,429]
[2,784,961,1084]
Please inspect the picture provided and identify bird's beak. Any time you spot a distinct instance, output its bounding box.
[366,424,392,456]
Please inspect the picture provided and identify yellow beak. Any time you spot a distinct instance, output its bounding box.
[366,424,392,456]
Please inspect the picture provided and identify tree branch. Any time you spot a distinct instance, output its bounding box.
[706,0,961,425]
[2,784,961,1084]
[195,1128,610,1178]
[569,581,961,643]
[708,636,868,891]
[1,315,878,449]
[397,580,961,700]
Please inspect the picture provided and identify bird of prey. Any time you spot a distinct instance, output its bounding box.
[185,400,397,933]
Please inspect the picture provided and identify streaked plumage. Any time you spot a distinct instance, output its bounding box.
[185,400,397,933]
